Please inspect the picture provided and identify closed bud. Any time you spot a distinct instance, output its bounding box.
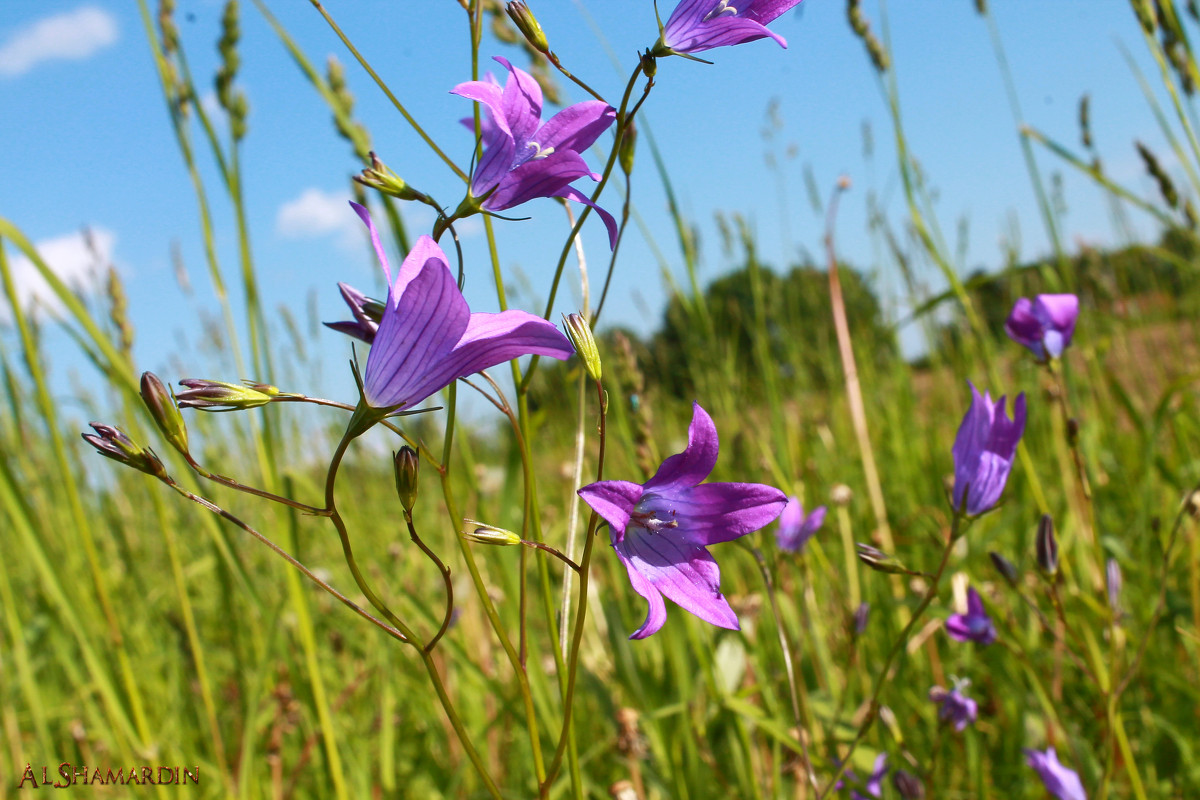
[462,519,522,546]
[393,446,419,512]
[140,371,189,455]
[1035,513,1058,576]
[619,120,637,176]
[893,770,925,799]
[355,152,430,203]
[176,378,281,411]
[505,2,549,54]
[856,543,908,574]
[640,50,657,78]
[562,313,602,381]
[989,551,1020,588]
[82,422,169,481]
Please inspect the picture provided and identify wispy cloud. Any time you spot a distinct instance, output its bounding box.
[0,6,119,78]
[277,187,357,241]
[0,228,115,324]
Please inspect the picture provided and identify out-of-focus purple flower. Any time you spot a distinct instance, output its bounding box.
[341,203,573,410]
[946,587,996,645]
[929,681,978,731]
[1025,747,1087,800]
[578,403,787,639]
[1106,558,1123,618]
[1005,293,1079,360]
[659,0,805,54]
[854,601,871,635]
[775,495,825,552]
[325,283,383,344]
[951,382,1026,516]
[835,753,888,799]
[451,57,618,246]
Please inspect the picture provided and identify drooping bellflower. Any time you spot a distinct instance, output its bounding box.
[659,0,805,54]
[775,495,826,553]
[1025,748,1088,800]
[336,203,574,410]
[929,680,978,731]
[951,382,1026,516]
[1005,293,1079,361]
[946,587,997,645]
[452,57,618,246]
[578,403,787,639]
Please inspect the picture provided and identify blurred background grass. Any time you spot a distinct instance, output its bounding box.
[3,0,1200,798]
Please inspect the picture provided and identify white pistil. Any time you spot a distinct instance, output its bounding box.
[703,0,738,22]
[527,141,556,160]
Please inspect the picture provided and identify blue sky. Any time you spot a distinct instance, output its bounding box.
[0,1,1183,410]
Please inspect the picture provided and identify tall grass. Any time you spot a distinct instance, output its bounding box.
[2,1,1199,799]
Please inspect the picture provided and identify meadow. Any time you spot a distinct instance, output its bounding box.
[2,1,1199,798]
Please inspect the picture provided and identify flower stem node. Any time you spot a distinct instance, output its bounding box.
[462,520,522,547]
[355,152,431,204]
[855,543,907,574]
[393,446,419,512]
[505,2,550,54]
[176,378,282,411]
[1035,513,1059,576]
[562,313,601,382]
[140,371,189,455]
[82,423,169,481]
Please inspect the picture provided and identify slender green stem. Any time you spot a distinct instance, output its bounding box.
[405,511,455,654]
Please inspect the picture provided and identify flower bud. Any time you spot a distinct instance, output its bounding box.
[856,543,908,575]
[853,601,870,635]
[893,770,925,799]
[989,551,1020,588]
[640,50,657,78]
[1035,513,1058,576]
[176,378,280,411]
[140,371,189,455]
[562,313,602,382]
[619,120,637,176]
[82,422,169,480]
[505,2,549,54]
[354,152,430,203]
[462,519,521,546]
[393,446,419,512]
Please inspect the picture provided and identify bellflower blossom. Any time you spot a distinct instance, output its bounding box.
[775,496,826,552]
[1005,293,1079,361]
[578,403,787,639]
[659,0,805,54]
[452,57,618,246]
[929,680,978,731]
[835,753,888,800]
[1025,748,1088,800]
[336,203,574,410]
[952,382,1026,516]
[946,587,997,645]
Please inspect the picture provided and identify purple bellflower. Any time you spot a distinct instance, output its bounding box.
[452,57,618,246]
[835,753,888,800]
[659,0,805,54]
[946,587,997,645]
[952,382,1026,516]
[1025,748,1088,800]
[1005,293,1079,361]
[929,680,978,731]
[775,495,826,553]
[338,203,573,410]
[325,283,383,344]
[578,403,787,639]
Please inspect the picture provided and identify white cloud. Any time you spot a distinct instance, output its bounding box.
[0,6,119,78]
[0,228,115,324]
[276,188,357,244]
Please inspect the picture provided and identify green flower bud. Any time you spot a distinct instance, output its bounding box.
[856,543,908,575]
[505,2,549,54]
[619,119,637,176]
[393,446,419,512]
[140,371,189,455]
[82,423,169,481]
[355,152,430,204]
[562,313,602,382]
[462,519,522,546]
[176,378,281,411]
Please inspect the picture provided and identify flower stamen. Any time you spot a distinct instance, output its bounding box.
[527,141,555,160]
[702,0,738,22]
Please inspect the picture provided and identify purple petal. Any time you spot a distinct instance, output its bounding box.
[616,530,739,637]
[363,252,469,408]
[952,382,993,509]
[667,481,787,546]
[613,542,669,639]
[745,0,804,24]
[1025,748,1088,800]
[1004,297,1043,351]
[667,15,786,52]
[966,587,985,616]
[493,56,543,145]
[484,149,597,211]
[324,282,378,344]
[644,402,719,493]
[555,185,620,249]
[536,101,616,155]
[394,309,574,406]
[578,480,645,540]
[1036,293,1079,357]
[350,201,393,285]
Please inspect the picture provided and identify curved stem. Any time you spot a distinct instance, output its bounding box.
[406,511,455,654]
[184,453,326,515]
